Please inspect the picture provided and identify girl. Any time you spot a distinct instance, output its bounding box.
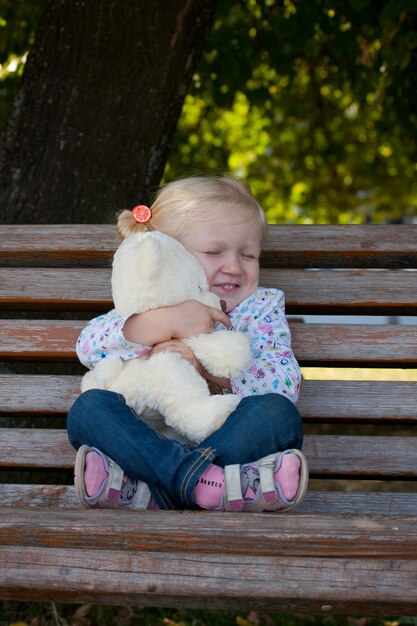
[67,176,308,512]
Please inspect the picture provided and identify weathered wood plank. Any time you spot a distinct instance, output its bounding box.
[0,375,80,414]
[305,435,417,479]
[0,485,80,509]
[2,320,417,366]
[0,225,117,267]
[264,224,417,269]
[2,509,417,558]
[0,268,111,310]
[1,268,417,313]
[0,429,74,468]
[298,380,417,423]
[0,321,81,360]
[297,491,417,515]
[1,544,417,614]
[1,375,416,424]
[291,323,417,366]
[1,224,417,268]
[1,430,417,478]
[1,484,417,515]
[261,268,417,315]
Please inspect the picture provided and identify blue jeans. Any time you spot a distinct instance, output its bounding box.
[67,390,303,510]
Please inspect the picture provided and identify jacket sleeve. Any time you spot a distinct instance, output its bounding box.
[229,290,301,404]
[76,309,150,370]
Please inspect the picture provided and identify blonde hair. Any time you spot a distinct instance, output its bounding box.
[117,176,267,243]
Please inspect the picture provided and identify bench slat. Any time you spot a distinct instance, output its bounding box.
[306,435,417,478]
[1,224,417,268]
[299,491,417,515]
[2,320,417,365]
[0,375,80,414]
[1,321,80,360]
[299,380,417,422]
[292,323,417,366]
[1,375,416,424]
[0,268,111,310]
[2,268,416,313]
[1,484,416,515]
[1,430,416,478]
[264,224,417,269]
[2,509,417,558]
[0,225,117,268]
[0,485,80,509]
[264,268,417,314]
[1,544,417,614]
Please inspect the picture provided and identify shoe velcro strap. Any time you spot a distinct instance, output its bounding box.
[131,481,152,510]
[224,464,244,511]
[259,454,278,503]
[105,461,125,503]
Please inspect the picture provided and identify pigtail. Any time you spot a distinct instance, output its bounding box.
[116,206,154,240]
[116,210,139,240]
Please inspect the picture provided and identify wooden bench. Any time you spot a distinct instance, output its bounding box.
[1,223,417,615]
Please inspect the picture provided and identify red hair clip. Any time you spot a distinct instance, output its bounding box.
[132,204,152,224]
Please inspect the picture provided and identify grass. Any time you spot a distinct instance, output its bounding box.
[1,603,417,626]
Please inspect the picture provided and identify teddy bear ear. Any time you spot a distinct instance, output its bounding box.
[136,234,163,275]
[112,233,161,316]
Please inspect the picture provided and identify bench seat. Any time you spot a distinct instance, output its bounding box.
[1,224,416,615]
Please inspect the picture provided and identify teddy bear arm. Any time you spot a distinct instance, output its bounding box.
[184,331,251,378]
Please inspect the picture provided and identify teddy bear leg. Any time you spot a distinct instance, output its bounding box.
[81,356,125,393]
[138,352,241,443]
[80,370,99,393]
[180,393,241,442]
[106,358,148,415]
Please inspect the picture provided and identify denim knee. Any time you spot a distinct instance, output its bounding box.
[258,393,303,449]
[68,388,101,421]
[67,389,109,448]
[204,392,304,467]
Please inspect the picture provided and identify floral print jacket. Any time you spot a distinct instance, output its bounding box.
[76,287,301,404]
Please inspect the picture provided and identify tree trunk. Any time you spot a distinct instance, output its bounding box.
[0,0,217,223]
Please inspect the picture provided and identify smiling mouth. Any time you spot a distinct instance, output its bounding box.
[214,284,240,291]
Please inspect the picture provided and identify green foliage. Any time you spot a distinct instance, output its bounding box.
[1,1,417,224]
[165,0,417,224]
[0,0,47,129]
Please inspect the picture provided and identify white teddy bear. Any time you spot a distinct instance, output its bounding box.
[81,230,251,443]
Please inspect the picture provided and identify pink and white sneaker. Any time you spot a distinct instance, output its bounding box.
[194,449,308,512]
[74,445,155,510]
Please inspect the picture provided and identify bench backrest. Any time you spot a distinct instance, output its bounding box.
[1,224,416,514]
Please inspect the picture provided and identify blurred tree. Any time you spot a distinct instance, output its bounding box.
[165,0,417,224]
[0,0,218,223]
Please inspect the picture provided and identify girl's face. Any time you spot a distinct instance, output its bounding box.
[177,214,262,312]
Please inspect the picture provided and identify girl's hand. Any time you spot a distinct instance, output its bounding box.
[148,339,232,391]
[170,300,231,339]
[147,339,205,376]
[123,300,230,346]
